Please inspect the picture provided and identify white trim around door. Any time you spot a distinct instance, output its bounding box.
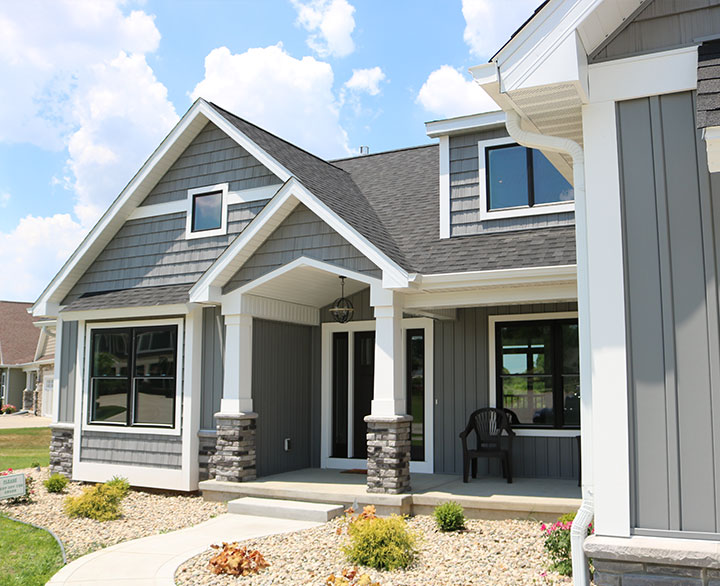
[321,318,434,474]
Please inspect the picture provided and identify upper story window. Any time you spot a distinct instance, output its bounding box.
[185,183,228,239]
[479,138,574,221]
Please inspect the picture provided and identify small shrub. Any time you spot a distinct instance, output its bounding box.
[31,461,41,469]
[44,473,69,493]
[105,476,130,498]
[433,501,466,532]
[343,515,418,571]
[1,404,17,414]
[208,542,270,576]
[64,483,125,521]
[541,512,594,577]
[0,469,35,504]
[326,567,380,585]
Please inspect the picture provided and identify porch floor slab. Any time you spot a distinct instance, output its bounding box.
[199,469,581,521]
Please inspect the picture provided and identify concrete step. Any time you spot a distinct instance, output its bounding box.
[227,496,345,522]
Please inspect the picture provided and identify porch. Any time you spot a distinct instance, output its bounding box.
[199,468,581,522]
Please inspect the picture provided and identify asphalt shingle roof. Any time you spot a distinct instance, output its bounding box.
[63,284,191,312]
[0,301,39,366]
[698,40,720,129]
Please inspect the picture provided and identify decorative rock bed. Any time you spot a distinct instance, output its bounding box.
[176,515,573,585]
[0,467,224,560]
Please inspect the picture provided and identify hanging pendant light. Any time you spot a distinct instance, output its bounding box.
[329,276,354,323]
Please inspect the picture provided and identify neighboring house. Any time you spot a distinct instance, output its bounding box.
[34,98,580,494]
[0,300,55,416]
[473,0,720,584]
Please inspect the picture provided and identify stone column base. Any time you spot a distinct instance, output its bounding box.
[209,412,257,482]
[49,424,74,477]
[22,389,34,412]
[198,430,217,481]
[585,534,720,586]
[365,415,412,494]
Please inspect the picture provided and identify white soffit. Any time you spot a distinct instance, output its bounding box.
[703,126,720,173]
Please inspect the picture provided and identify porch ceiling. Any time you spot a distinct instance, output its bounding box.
[244,264,370,308]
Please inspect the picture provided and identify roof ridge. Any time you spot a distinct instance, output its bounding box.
[330,143,437,162]
[208,102,349,174]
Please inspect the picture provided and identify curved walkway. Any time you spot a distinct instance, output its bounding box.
[47,513,321,585]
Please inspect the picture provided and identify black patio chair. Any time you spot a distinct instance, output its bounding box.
[459,407,515,484]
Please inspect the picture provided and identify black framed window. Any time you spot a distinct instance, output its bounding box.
[495,319,579,429]
[89,325,177,428]
[406,329,425,461]
[486,144,574,211]
[191,190,223,232]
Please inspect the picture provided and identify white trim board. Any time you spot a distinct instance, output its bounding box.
[320,318,434,474]
[488,311,579,438]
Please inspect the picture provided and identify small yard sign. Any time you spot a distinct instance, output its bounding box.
[0,473,26,500]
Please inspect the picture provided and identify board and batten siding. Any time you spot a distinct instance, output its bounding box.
[433,303,579,479]
[618,91,720,536]
[223,204,381,294]
[449,130,575,237]
[63,202,264,303]
[141,122,281,206]
[200,306,224,431]
[79,431,182,469]
[590,0,720,63]
[252,319,321,477]
[58,320,78,423]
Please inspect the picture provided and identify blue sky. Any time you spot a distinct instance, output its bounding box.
[0,0,539,302]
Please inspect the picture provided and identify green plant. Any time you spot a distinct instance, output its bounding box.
[44,473,69,493]
[64,482,125,521]
[31,461,41,469]
[106,475,130,497]
[541,512,593,577]
[433,501,466,532]
[343,515,418,571]
[1,404,17,414]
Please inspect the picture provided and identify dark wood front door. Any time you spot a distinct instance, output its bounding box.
[352,331,375,458]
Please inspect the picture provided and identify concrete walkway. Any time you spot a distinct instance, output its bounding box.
[47,513,321,585]
[0,413,51,428]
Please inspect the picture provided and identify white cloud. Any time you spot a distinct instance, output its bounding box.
[344,67,386,96]
[0,214,86,302]
[416,65,499,119]
[0,193,10,208]
[191,44,350,158]
[67,52,179,226]
[461,0,541,58]
[292,0,356,58]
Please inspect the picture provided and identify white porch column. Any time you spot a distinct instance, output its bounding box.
[220,313,253,414]
[370,288,405,417]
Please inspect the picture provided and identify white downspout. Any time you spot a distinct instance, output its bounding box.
[505,111,594,586]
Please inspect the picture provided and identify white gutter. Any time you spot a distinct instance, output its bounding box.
[505,111,594,586]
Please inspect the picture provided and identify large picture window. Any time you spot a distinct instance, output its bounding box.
[495,318,579,429]
[486,144,574,211]
[88,325,178,428]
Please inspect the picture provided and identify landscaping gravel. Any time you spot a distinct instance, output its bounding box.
[0,467,224,560]
[175,515,573,586]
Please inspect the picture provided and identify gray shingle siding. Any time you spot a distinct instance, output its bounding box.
[698,40,720,128]
[223,203,381,293]
[448,130,575,237]
[141,122,281,206]
[62,201,264,304]
[80,431,182,469]
[590,0,720,64]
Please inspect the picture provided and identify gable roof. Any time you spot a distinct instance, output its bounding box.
[0,301,40,366]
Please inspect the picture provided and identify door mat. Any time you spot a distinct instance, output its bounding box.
[340,469,367,475]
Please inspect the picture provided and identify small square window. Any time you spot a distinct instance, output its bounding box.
[192,191,222,232]
[185,183,228,239]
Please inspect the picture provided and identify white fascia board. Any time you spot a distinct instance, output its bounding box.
[415,264,577,290]
[703,126,720,173]
[190,178,409,301]
[60,303,189,322]
[425,110,505,138]
[32,98,293,318]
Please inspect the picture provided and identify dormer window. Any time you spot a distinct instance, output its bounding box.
[479,138,574,220]
[185,183,228,239]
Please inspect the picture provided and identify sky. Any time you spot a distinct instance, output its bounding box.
[0,0,541,302]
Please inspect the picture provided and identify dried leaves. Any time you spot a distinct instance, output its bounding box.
[325,566,380,586]
[208,542,270,576]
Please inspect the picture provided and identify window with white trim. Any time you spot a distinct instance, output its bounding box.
[88,325,178,428]
[185,183,229,239]
[479,138,574,220]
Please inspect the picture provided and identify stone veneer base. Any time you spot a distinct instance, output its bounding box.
[49,425,74,478]
[586,534,720,586]
[209,413,257,483]
[365,415,412,495]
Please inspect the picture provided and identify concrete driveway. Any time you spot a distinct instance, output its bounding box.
[0,413,51,428]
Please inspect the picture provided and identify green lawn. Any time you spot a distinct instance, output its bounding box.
[0,428,51,470]
[0,515,64,586]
